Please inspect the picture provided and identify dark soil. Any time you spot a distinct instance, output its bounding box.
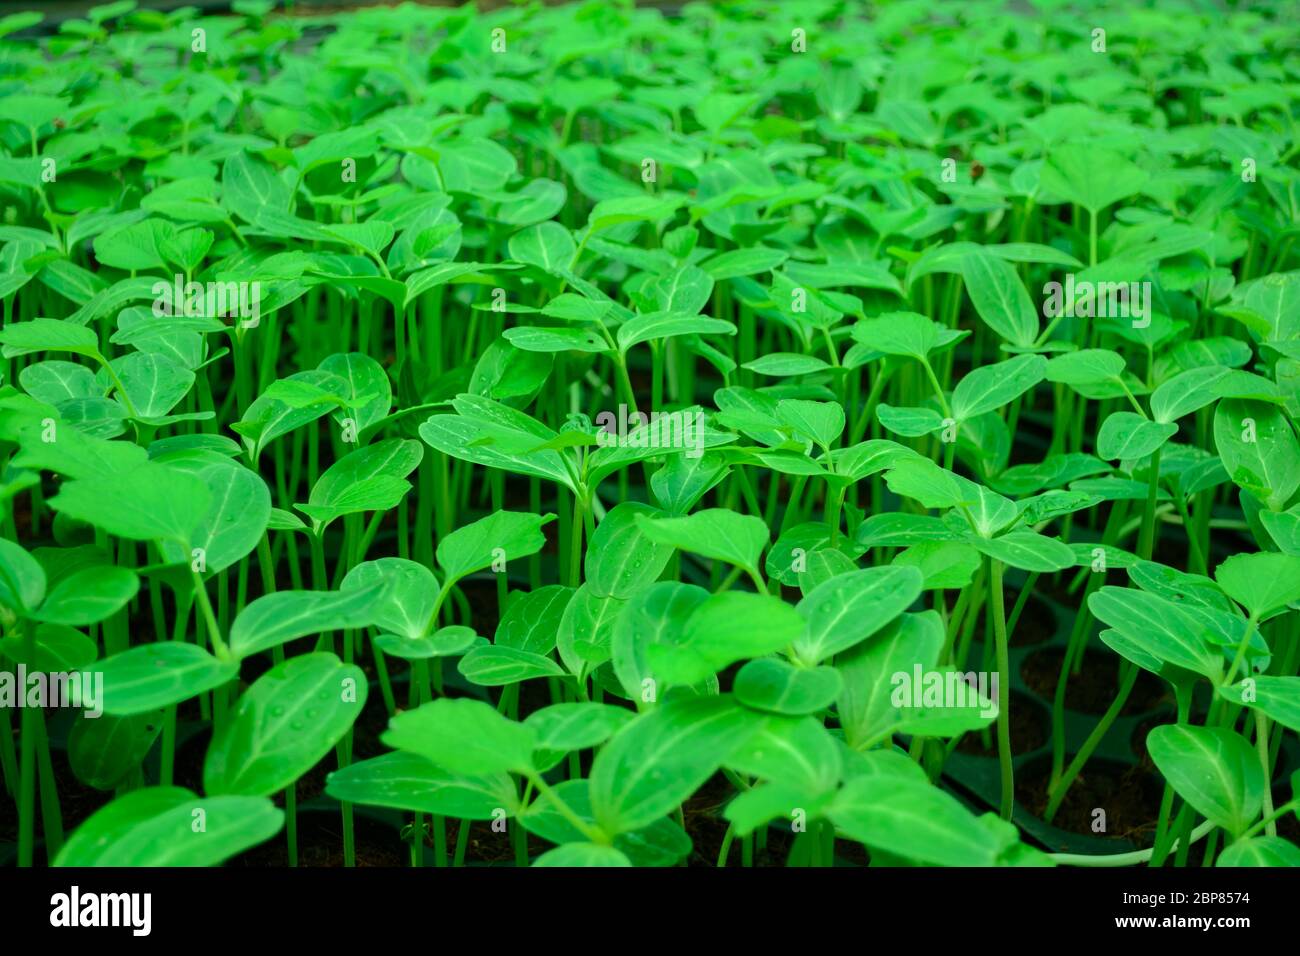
[230,812,405,867]
[955,691,1049,756]
[1019,755,1165,848]
[229,812,549,868]
[1009,595,1057,647]
[1021,645,1170,716]
[944,590,1056,649]
[1034,572,1119,612]
[682,772,867,867]
[1130,713,1174,763]
[1278,807,1300,846]
[458,576,505,641]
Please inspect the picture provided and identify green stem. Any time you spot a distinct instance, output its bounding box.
[568,492,586,588]
[33,706,63,860]
[1149,688,1192,867]
[1088,208,1098,267]
[1136,448,1162,561]
[716,824,736,867]
[1254,710,1277,837]
[1051,819,1216,867]
[1241,799,1299,841]
[988,559,1014,820]
[453,818,471,866]
[1172,494,1208,575]
[17,697,35,866]
[526,772,606,845]
[1045,661,1138,822]
[191,572,231,661]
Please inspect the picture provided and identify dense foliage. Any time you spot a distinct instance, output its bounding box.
[2,0,1300,868]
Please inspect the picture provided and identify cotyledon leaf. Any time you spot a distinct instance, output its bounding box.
[589,695,759,835]
[54,787,283,866]
[793,566,923,665]
[228,584,384,659]
[204,653,368,797]
[326,752,519,820]
[97,643,239,716]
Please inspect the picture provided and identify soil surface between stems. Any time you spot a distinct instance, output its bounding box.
[1020,645,1171,716]
[1018,756,1165,849]
[954,690,1049,757]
